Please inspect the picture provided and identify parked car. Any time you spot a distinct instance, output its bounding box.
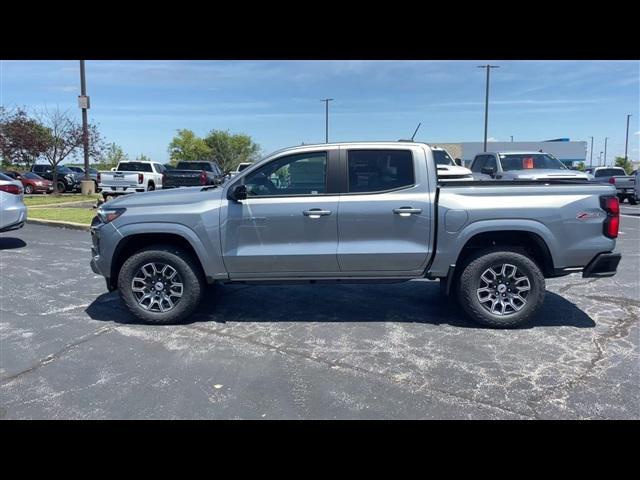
[229,162,253,178]
[635,170,640,204]
[90,141,621,328]
[584,166,636,204]
[67,166,101,191]
[470,152,591,181]
[31,164,82,192]
[431,147,474,181]
[98,161,165,199]
[162,161,226,189]
[1,171,53,194]
[0,172,27,233]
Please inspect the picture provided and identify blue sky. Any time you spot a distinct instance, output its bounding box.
[1,60,638,163]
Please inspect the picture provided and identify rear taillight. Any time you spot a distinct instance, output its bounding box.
[608,177,616,184]
[0,184,23,195]
[199,170,207,185]
[138,173,143,184]
[97,172,101,183]
[600,195,620,238]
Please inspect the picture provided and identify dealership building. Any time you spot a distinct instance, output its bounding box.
[431,139,587,168]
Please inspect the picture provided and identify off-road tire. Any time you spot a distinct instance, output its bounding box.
[456,247,546,328]
[118,245,205,324]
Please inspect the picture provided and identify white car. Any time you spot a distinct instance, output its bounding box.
[98,161,166,199]
[431,147,474,181]
[229,162,253,178]
[0,172,27,233]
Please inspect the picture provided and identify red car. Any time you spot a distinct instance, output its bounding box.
[1,171,53,194]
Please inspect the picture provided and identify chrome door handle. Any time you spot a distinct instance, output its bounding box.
[393,207,422,217]
[303,209,332,218]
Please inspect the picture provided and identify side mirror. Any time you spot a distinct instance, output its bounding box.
[481,166,496,176]
[454,158,462,166]
[228,184,247,202]
[111,167,117,171]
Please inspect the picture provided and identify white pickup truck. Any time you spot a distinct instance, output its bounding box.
[98,161,166,199]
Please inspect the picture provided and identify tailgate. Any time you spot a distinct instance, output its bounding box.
[164,170,202,187]
[100,172,140,187]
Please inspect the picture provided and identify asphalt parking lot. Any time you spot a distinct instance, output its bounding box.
[1,205,639,419]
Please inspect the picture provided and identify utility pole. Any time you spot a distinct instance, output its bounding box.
[604,137,608,166]
[477,64,499,152]
[624,114,632,162]
[599,151,603,166]
[78,60,94,194]
[510,135,513,142]
[589,136,594,167]
[320,98,333,143]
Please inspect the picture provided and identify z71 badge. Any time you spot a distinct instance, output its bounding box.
[576,210,606,220]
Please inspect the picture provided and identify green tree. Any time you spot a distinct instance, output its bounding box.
[614,156,633,174]
[0,107,51,170]
[36,107,104,194]
[203,130,260,173]
[99,142,129,169]
[168,129,212,165]
[575,161,585,171]
[136,154,152,162]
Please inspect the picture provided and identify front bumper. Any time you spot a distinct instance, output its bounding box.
[582,252,621,278]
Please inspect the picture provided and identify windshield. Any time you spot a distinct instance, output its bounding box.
[177,162,213,171]
[499,153,567,171]
[595,168,626,177]
[116,162,152,172]
[432,150,455,166]
[23,172,43,180]
[57,166,75,174]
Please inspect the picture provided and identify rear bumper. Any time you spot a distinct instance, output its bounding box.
[582,252,621,278]
[0,219,25,233]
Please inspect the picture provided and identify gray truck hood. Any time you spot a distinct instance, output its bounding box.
[105,186,222,208]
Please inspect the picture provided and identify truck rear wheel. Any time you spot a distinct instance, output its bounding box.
[118,245,204,324]
[456,248,545,328]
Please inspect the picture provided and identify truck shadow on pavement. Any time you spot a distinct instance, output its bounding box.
[0,237,27,250]
[85,281,595,329]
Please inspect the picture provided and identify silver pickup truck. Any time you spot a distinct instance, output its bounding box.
[585,167,637,204]
[90,142,622,328]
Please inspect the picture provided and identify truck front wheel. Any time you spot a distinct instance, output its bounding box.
[456,248,546,328]
[118,245,205,324]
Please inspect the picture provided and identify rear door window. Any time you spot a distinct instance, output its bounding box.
[347,150,414,193]
[595,168,626,177]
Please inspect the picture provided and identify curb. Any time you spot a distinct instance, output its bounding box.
[29,200,98,208]
[27,218,91,232]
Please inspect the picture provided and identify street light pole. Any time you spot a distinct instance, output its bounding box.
[624,114,632,162]
[589,136,594,167]
[320,98,333,143]
[477,65,499,152]
[604,137,608,166]
[599,151,603,166]
[78,60,94,194]
[510,135,513,142]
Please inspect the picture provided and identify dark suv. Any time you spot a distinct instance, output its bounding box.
[32,164,82,192]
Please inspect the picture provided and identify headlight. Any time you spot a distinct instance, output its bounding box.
[97,207,126,224]
[65,174,75,182]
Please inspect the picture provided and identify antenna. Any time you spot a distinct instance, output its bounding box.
[410,122,422,141]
